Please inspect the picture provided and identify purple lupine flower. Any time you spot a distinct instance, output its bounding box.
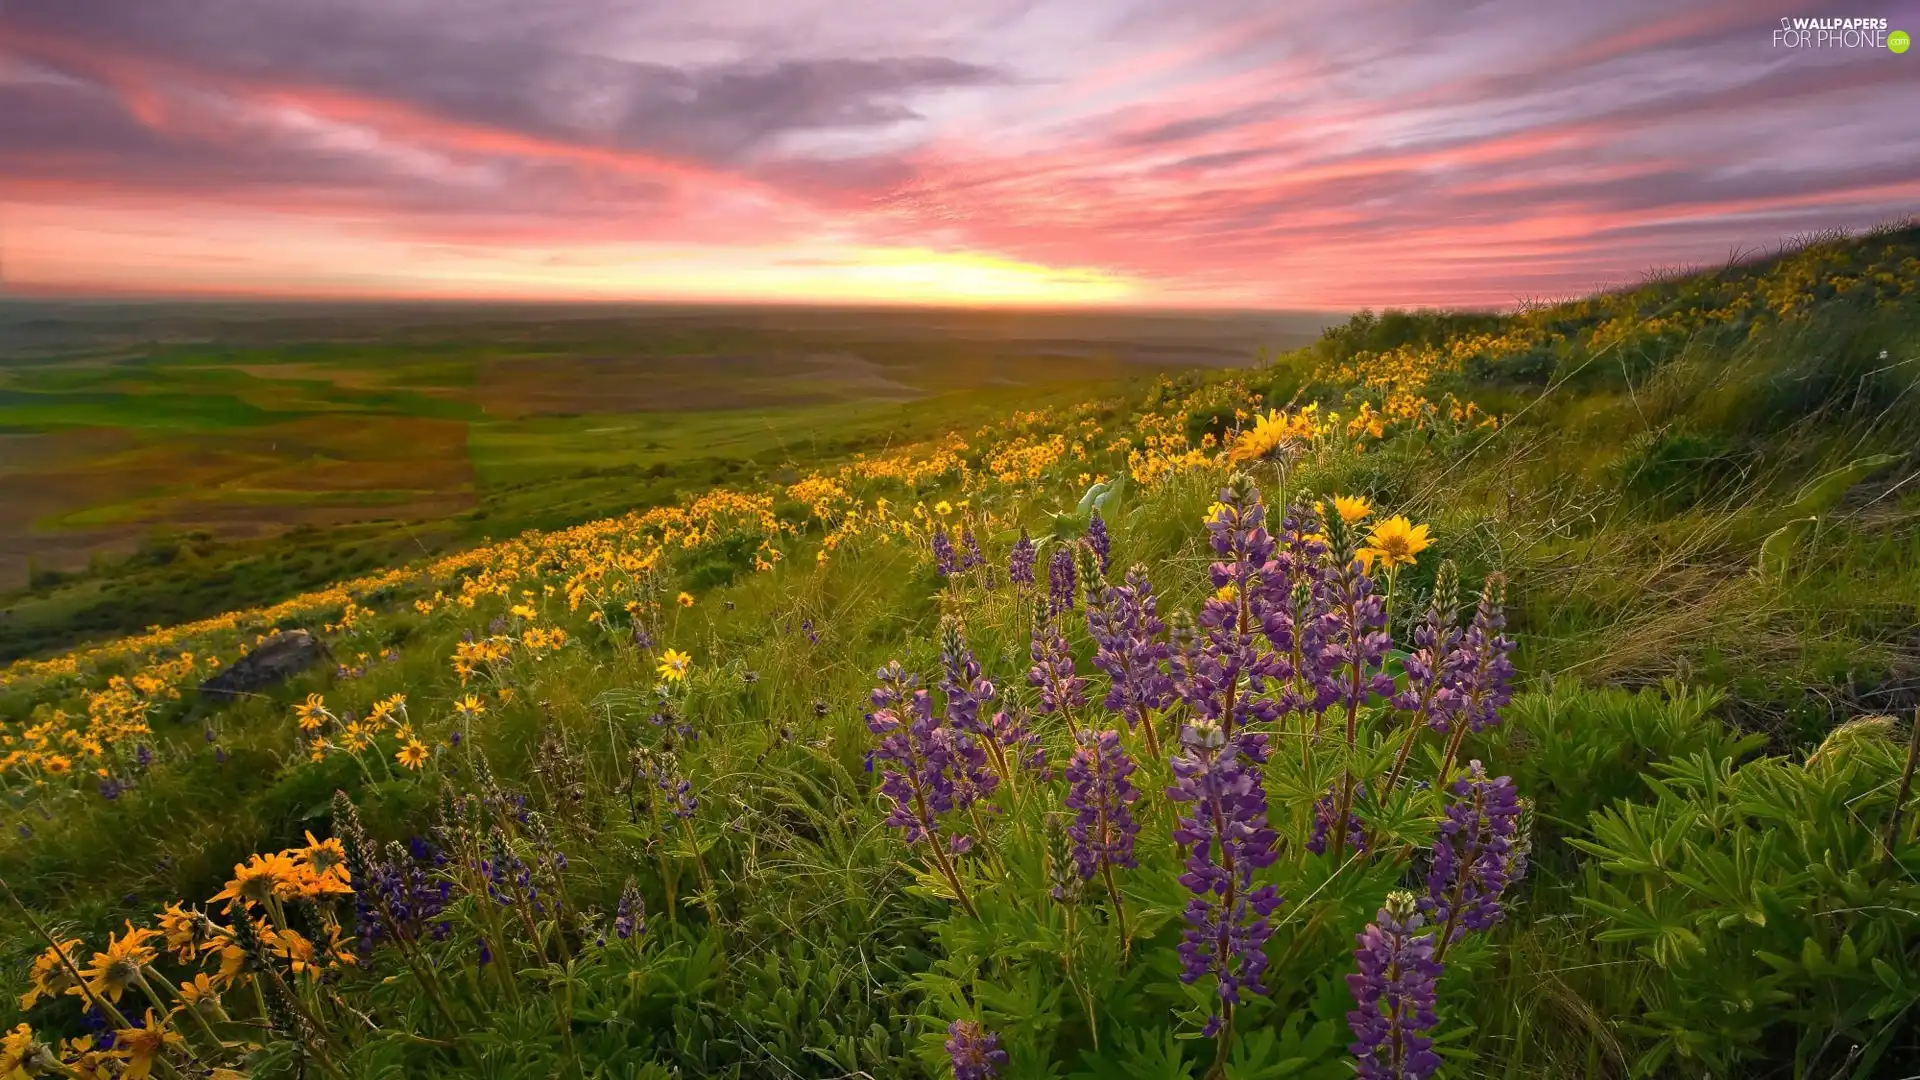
[1308,781,1369,857]
[961,525,986,571]
[1028,614,1086,718]
[1421,761,1524,946]
[931,530,958,577]
[134,744,154,768]
[939,618,996,737]
[1322,548,1397,717]
[1394,568,1467,733]
[867,662,959,845]
[1086,508,1111,573]
[1008,530,1037,589]
[613,878,645,940]
[987,707,1044,773]
[1065,730,1141,880]
[1250,501,1341,714]
[1047,544,1077,616]
[945,1019,1008,1080]
[1087,565,1174,748]
[1182,482,1286,740]
[1453,576,1515,734]
[1347,890,1444,1080]
[1167,718,1283,1036]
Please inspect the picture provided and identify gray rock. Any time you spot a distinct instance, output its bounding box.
[198,629,327,700]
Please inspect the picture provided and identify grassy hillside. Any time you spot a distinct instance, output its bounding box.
[2,227,1918,1080]
[1,306,1328,660]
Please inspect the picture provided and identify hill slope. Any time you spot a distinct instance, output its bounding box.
[3,227,1918,1079]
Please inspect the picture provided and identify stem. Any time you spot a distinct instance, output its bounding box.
[1100,860,1130,960]
[1207,1005,1235,1080]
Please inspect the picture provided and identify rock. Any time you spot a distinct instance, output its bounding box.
[198,629,327,700]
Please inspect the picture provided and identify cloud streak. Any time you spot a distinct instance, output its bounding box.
[3,0,1916,307]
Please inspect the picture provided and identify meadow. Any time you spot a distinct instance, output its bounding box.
[0,304,1327,660]
[2,227,1918,1080]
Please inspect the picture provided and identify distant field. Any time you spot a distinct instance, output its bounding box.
[0,300,1331,656]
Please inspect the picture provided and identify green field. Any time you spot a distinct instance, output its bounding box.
[0,304,1331,659]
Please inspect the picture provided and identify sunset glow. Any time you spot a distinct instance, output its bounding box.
[4,0,1916,308]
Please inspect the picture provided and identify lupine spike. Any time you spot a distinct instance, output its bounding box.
[1347,890,1444,1080]
[1422,761,1524,956]
[945,1019,1008,1080]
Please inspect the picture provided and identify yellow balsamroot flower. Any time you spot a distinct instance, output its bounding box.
[19,939,85,1010]
[77,923,162,1004]
[1327,494,1372,525]
[453,694,486,721]
[396,740,429,770]
[113,1009,181,1080]
[297,831,350,888]
[1360,516,1433,569]
[294,693,329,732]
[210,852,302,911]
[934,500,954,516]
[657,648,692,682]
[1228,407,1320,463]
[676,591,695,608]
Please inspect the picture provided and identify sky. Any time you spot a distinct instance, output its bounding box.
[2,0,1917,309]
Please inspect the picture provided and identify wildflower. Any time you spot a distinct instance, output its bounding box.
[960,525,986,571]
[454,694,487,721]
[613,878,646,940]
[866,662,976,914]
[1086,507,1111,573]
[1228,408,1315,463]
[209,852,301,911]
[945,1019,1009,1080]
[657,648,692,682]
[113,1010,182,1080]
[1028,615,1086,721]
[396,739,430,770]
[19,939,84,1010]
[1167,718,1283,1037]
[935,500,954,516]
[1347,891,1444,1080]
[294,694,329,732]
[77,923,161,1003]
[1328,493,1373,525]
[1359,516,1432,569]
[1422,762,1524,954]
[676,591,695,608]
[1086,565,1174,755]
[1008,530,1037,588]
[1453,575,1515,735]
[931,529,958,577]
[1066,730,1140,879]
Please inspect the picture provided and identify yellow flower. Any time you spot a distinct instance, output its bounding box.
[396,739,430,770]
[2,1023,40,1077]
[657,648,692,682]
[210,853,301,911]
[77,923,162,1004]
[676,591,695,608]
[1228,408,1318,463]
[113,1009,181,1080]
[934,500,954,516]
[1359,516,1433,569]
[296,831,350,889]
[19,939,84,1011]
[453,694,487,721]
[1327,494,1372,525]
[293,694,329,732]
